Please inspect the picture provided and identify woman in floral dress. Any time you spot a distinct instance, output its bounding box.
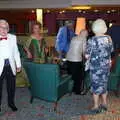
[86,19,113,113]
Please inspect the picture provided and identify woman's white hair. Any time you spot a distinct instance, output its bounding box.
[92,19,107,34]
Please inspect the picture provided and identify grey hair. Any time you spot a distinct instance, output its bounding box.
[92,19,107,34]
[65,20,73,26]
[0,19,9,28]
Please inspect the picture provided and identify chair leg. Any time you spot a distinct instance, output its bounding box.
[69,91,72,96]
[30,96,34,104]
[54,102,58,112]
[114,90,120,97]
[28,86,31,90]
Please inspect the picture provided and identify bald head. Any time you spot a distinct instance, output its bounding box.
[0,19,9,27]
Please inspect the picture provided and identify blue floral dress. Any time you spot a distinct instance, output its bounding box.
[86,36,113,94]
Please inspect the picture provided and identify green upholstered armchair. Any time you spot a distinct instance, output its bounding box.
[108,55,120,91]
[23,61,73,110]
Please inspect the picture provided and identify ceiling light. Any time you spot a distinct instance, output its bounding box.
[94,10,99,12]
[71,6,91,10]
[47,10,50,13]
[107,10,110,13]
[111,9,116,12]
[78,10,82,13]
[59,11,63,14]
[32,10,35,13]
[83,11,86,13]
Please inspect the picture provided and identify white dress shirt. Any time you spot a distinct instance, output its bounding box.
[0,34,21,76]
[0,37,11,59]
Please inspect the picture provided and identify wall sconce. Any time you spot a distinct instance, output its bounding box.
[75,17,86,35]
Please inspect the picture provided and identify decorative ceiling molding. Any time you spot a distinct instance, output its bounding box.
[0,0,71,9]
[71,0,120,5]
[0,0,120,9]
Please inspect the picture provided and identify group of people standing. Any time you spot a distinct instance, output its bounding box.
[0,18,113,114]
[55,19,113,114]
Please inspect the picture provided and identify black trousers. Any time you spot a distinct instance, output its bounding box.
[67,61,84,93]
[0,64,16,105]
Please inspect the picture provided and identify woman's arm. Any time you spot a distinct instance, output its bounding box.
[40,38,48,54]
[24,37,32,58]
[108,36,114,53]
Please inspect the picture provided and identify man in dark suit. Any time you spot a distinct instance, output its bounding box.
[107,21,120,97]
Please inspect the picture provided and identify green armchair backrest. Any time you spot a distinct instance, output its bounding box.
[108,55,120,90]
[112,55,120,75]
[23,61,73,102]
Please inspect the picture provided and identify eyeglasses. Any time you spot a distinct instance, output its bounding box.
[0,26,8,30]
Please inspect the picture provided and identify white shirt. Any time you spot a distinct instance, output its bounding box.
[66,35,86,62]
[0,36,11,59]
[0,34,21,76]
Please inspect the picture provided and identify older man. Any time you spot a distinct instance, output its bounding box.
[55,20,76,59]
[0,19,21,112]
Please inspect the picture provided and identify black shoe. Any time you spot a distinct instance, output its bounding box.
[74,92,81,95]
[99,104,108,112]
[89,108,101,114]
[79,91,87,95]
[8,104,18,112]
[114,91,120,97]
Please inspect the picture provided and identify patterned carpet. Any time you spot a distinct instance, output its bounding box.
[0,87,120,120]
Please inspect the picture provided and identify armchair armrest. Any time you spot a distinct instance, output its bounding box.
[59,75,72,86]
[61,75,73,92]
[57,75,73,99]
[61,74,71,80]
[110,72,120,77]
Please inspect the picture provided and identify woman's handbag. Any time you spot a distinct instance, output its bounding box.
[85,58,90,71]
[85,40,93,71]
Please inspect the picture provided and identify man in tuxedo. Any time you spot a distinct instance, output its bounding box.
[0,19,21,112]
[107,21,120,50]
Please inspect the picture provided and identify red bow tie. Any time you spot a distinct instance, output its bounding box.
[0,37,7,40]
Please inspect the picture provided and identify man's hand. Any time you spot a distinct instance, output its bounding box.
[17,67,21,73]
[25,48,32,58]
